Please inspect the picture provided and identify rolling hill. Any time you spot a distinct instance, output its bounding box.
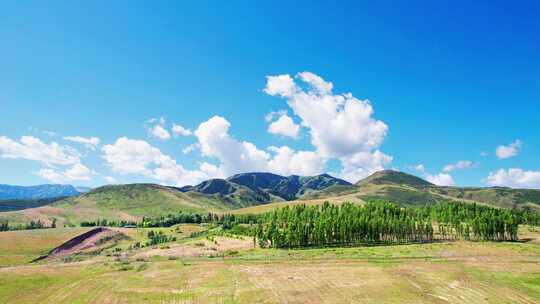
[352,170,540,211]
[0,183,240,227]
[2,170,540,226]
[356,170,434,188]
[237,170,540,214]
[0,173,351,227]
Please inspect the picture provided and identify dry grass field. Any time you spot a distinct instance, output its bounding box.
[0,227,93,267]
[0,225,539,303]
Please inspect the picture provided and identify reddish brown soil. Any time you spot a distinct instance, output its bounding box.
[33,227,128,262]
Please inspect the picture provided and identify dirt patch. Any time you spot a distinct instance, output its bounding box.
[135,236,253,259]
[34,227,128,261]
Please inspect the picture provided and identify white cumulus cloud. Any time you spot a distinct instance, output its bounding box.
[339,150,393,182]
[426,173,455,186]
[267,146,325,176]
[37,164,94,184]
[63,136,101,150]
[496,140,522,159]
[0,136,80,166]
[485,168,540,189]
[267,113,300,139]
[172,123,193,137]
[413,164,426,173]
[102,137,211,186]
[146,117,171,140]
[104,176,118,184]
[194,116,324,177]
[263,74,297,97]
[182,143,199,154]
[297,71,333,94]
[195,116,270,175]
[264,110,287,122]
[443,160,474,173]
[150,125,171,140]
[264,71,391,181]
[89,72,391,184]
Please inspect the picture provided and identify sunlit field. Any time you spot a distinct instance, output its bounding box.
[1,225,539,303]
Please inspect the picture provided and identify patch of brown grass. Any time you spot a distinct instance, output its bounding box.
[135,236,253,259]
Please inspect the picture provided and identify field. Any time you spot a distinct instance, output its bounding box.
[0,227,93,267]
[1,225,540,303]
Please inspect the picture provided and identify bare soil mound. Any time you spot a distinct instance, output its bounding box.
[33,227,128,262]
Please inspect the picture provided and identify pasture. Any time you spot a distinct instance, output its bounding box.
[0,225,539,303]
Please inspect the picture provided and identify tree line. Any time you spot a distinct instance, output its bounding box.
[80,219,138,227]
[0,220,8,231]
[255,202,434,248]
[0,218,57,231]
[408,201,524,241]
[79,212,258,230]
[145,230,177,246]
[138,212,258,228]
[254,201,534,248]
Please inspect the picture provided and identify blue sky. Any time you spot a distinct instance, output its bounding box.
[1,1,539,188]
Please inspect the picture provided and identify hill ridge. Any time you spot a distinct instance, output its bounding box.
[2,170,540,226]
[356,170,434,188]
[181,172,352,202]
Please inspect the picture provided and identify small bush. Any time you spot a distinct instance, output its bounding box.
[225,250,239,256]
[118,265,134,271]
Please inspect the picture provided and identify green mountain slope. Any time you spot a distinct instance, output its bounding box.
[179,178,275,205]
[356,170,433,188]
[0,173,350,226]
[186,172,352,201]
[308,170,540,210]
[237,170,540,214]
[428,186,540,210]
[352,170,540,210]
[3,170,540,226]
[0,184,233,227]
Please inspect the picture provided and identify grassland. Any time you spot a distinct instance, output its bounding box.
[231,182,540,215]
[0,227,92,267]
[1,225,540,303]
[0,184,235,228]
[2,170,540,229]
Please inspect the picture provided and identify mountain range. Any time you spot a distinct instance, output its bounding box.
[1,170,539,227]
[0,184,91,212]
[178,172,351,203]
[0,184,82,200]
